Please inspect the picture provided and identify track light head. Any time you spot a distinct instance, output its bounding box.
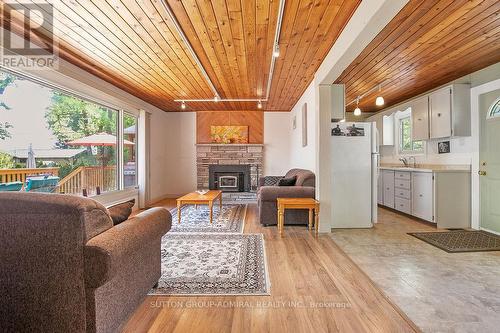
[181,101,186,109]
[214,95,219,102]
[257,100,263,109]
[375,84,384,106]
[273,44,280,58]
[354,96,362,116]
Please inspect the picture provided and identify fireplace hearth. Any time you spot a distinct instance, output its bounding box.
[209,165,250,192]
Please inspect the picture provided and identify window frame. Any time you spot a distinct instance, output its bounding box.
[396,108,425,156]
[487,97,500,119]
[0,67,139,195]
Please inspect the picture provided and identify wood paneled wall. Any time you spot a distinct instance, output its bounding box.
[196,111,264,144]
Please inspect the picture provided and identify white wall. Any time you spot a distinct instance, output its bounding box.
[288,81,317,173]
[149,112,197,202]
[264,112,290,175]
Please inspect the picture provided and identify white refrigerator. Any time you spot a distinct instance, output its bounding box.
[331,122,379,228]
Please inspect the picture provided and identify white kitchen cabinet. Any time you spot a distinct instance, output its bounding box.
[376,113,395,146]
[411,96,429,141]
[411,172,434,222]
[382,114,394,145]
[429,87,451,139]
[379,168,470,227]
[429,84,470,139]
[382,170,395,208]
[377,171,384,205]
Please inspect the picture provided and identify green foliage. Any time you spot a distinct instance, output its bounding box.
[400,117,423,153]
[0,152,15,169]
[45,92,117,148]
[0,73,15,139]
[0,122,13,140]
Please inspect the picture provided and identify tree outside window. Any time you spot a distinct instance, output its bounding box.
[399,116,423,154]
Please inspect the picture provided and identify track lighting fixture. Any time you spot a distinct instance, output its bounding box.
[273,44,280,58]
[181,101,186,109]
[257,100,262,109]
[353,97,362,116]
[375,84,385,106]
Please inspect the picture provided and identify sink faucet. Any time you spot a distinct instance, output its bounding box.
[399,157,409,167]
[408,156,417,168]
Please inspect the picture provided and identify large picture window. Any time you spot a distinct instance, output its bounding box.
[0,69,138,196]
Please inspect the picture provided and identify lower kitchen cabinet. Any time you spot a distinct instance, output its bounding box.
[378,168,470,228]
[382,170,395,208]
[412,172,434,222]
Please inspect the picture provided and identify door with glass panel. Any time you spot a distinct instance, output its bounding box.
[479,89,500,233]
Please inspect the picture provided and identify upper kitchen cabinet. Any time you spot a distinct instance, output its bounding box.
[411,96,430,141]
[429,84,471,139]
[376,113,395,146]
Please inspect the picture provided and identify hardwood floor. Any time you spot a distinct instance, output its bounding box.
[122,200,418,333]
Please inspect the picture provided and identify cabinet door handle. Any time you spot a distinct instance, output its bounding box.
[437,113,442,117]
[418,118,422,121]
[419,194,423,197]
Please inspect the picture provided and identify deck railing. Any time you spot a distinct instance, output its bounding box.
[0,166,116,195]
[0,168,59,184]
[58,166,116,195]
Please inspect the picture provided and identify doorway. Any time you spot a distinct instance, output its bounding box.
[479,89,500,233]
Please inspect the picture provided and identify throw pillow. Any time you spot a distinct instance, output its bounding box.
[278,176,297,186]
[108,199,135,225]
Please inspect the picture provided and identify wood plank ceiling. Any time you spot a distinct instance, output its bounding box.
[336,0,500,114]
[1,0,360,112]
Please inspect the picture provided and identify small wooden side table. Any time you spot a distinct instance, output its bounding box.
[277,198,320,234]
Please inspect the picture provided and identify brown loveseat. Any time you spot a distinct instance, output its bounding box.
[258,169,316,226]
[0,192,171,333]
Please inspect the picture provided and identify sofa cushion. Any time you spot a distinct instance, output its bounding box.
[284,168,315,187]
[278,176,297,186]
[108,199,135,225]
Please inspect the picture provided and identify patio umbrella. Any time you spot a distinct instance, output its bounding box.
[67,133,134,193]
[26,143,36,169]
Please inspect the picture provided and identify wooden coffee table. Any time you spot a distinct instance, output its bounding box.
[277,197,320,235]
[176,190,222,224]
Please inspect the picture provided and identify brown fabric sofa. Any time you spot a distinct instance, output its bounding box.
[0,192,171,333]
[258,169,316,226]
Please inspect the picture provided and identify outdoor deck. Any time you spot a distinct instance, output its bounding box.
[0,166,117,195]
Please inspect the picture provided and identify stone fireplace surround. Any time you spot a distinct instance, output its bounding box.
[196,144,264,192]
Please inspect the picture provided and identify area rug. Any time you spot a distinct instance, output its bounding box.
[149,233,270,295]
[408,230,500,253]
[169,204,246,233]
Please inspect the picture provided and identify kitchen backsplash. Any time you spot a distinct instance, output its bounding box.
[380,136,473,166]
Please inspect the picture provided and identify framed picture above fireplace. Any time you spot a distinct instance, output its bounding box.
[210,125,249,144]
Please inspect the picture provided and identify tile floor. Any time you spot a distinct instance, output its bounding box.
[331,207,500,333]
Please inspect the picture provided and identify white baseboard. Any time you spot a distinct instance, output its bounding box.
[480,227,500,236]
[148,193,185,205]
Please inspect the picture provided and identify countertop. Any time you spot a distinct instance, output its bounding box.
[379,164,471,173]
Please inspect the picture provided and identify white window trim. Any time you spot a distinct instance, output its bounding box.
[487,97,500,119]
[395,109,426,156]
